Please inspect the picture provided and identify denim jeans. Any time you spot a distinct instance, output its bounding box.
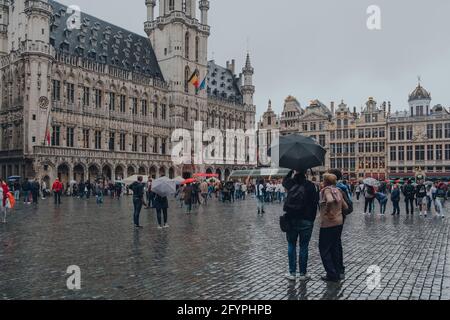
[156,208,168,226]
[133,198,143,226]
[364,197,375,213]
[286,219,314,275]
[379,199,387,214]
[23,190,30,203]
[14,190,20,200]
[392,200,400,215]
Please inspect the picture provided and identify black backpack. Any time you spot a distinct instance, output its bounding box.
[283,183,306,212]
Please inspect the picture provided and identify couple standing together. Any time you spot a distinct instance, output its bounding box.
[282,169,351,283]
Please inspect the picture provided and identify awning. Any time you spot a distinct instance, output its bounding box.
[229,168,291,179]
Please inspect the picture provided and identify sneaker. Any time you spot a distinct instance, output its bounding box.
[157,225,163,230]
[298,274,311,281]
[163,224,169,228]
[285,273,296,281]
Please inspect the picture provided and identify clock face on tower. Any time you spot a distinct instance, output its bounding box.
[38,96,50,109]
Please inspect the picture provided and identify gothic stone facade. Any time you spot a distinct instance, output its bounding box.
[0,0,256,185]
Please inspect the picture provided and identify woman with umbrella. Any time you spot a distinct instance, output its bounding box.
[151,176,176,228]
[363,178,378,214]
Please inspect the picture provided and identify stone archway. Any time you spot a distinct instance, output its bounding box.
[88,164,100,182]
[215,168,222,181]
[159,166,166,177]
[57,163,70,185]
[115,165,124,181]
[102,165,112,181]
[73,164,85,183]
[224,168,231,181]
[149,166,157,179]
[168,167,175,179]
[206,168,213,174]
[127,165,136,177]
[138,166,147,176]
[42,175,51,190]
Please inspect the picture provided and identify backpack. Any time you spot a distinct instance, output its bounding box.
[339,189,353,216]
[283,183,306,212]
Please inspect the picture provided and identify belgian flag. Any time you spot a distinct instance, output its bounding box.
[188,69,200,89]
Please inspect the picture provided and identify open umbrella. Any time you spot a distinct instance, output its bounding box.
[172,176,185,185]
[269,134,326,171]
[363,177,380,187]
[152,177,176,197]
[193,173,219,178]
[123,175,149,185]
[181,178,197,185]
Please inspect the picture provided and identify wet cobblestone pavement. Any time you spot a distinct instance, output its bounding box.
[1,195,449,300]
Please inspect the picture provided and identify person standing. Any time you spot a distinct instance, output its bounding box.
[328,169,353,280]
[416,180,427,217]
[1,179,10,223]
[391,184,401,216]
[95,181,104,205]
[184,183,193,214]
[355,184,361,201]
[363,184,376,214]
[403,179,416,215]
[241,183,247,201]
[41,180,47,200]
[13,180,21,201]
[282,170,319,281]
[146,178,155,209]
[375,191,388,215]
[31,179,40,205]
[52,178,63,205]
[154,193,169,229]
[22,179,31,204]
[256,179,266,215]
[318,173,348,283]
[200,180,209,205]
[435,182,446,218]
[130,176,145,229]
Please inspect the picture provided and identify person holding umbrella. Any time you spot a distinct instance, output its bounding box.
[282,169,319,281]
[151,176,176,228]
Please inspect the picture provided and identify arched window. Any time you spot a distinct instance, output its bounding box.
[195,36,200,62]
[185,32,190,59]
[185,66,190,93]
[169,0,175,11]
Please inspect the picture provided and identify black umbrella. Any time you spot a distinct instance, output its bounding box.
[269,134,326,171]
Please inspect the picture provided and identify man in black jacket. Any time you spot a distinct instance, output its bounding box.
[130,176,145,229]
[282,170,319,281]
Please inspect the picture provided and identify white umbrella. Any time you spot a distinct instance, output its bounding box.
[152,177,176,197]
[123,175,149,185]
[172,176,185,185]
[363,178,380,187]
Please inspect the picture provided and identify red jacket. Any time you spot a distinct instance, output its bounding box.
[52,181,63,192]
[2,183,9,207]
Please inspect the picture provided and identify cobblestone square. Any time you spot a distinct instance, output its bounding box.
[1,195,449,300]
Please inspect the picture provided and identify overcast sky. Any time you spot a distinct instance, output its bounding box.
[57,0,450,120]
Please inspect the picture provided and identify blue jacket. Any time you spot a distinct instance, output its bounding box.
[375,192,388,203]
[337,182,353,206]
[391,189,401,202]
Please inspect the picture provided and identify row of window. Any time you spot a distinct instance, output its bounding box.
[389,126,414,141]
[390,166,450,173]
[358,157,386,169]
[330,143,356,155]
[389,145,450,162]
[51,126,167,154]
[357,142,386,154]
[53,80,168,118]
[330,130,356,140]
[330,158,357,171]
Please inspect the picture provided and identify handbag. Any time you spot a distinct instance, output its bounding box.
[279,214,290,233]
